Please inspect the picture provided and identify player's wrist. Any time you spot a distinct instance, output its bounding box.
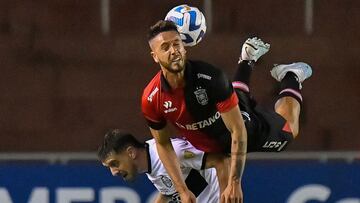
[227,178,241,186]
[176,184,190,194]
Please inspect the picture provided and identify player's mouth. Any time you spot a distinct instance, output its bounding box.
[116,172,128,179]
[171,55,182,63]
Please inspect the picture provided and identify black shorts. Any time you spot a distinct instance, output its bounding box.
[236,90,294,152]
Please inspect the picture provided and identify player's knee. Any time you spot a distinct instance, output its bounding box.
[291,127,299,138]
[281,117,299,139]
[287,121,299,139]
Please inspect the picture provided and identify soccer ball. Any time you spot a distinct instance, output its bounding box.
[165,4,207,47]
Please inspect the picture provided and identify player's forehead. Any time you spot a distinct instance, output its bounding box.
[102,152,120,165]
[150,31,181,47]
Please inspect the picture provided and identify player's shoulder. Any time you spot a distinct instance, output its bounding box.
[142,71,162,102]
[145,139,161,176]
[145,138,156,146]
[188,60,225,79]
[143,71,161,92]
[145,139,158,157]
[189,60,220,72]
[146,138,194,156]
[170,138,200,156]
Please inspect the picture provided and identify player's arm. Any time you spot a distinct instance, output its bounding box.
[149,126,196,202]
[142,86,195,202]
[154,192,170,203]
[211,67,247,202]
[220,105,247,202]
[205,153,229,195]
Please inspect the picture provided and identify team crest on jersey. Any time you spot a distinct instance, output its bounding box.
[160,175,173,188]
[184,150,195,159]
[194,87,208,105]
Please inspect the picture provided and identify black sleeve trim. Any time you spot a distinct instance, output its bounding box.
[146,119,166,130]
[144,143,152,174]
[200,153,208,170]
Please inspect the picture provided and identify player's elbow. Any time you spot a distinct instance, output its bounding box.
[205,153,227,168]
[230,127,247,142]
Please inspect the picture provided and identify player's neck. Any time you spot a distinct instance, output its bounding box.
[162,70,185,89]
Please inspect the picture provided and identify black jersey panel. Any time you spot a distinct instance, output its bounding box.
[185,169,208,197]
[211,69,235,103]
[183,60,232,152]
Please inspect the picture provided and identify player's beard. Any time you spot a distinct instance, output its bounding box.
[122,164,138,182]
[159,55,186,74]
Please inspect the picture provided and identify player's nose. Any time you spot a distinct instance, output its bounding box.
[169,45,178,54]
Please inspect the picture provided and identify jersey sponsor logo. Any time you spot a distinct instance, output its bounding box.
[163,101,178,113]
[262,141,288,151]
[160,175,173,188]
[263,141,282,148]
[164,108,177,113]
[197,73,212,80]
[147,87,159,102]
[175,111,221,130]
[194,87,208,105]
[241,111,251,122]
[164,101,172,108]
[183,150,195,159]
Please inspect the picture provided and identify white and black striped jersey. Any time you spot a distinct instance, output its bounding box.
[145,138,219,203]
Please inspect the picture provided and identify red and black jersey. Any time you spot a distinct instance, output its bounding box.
[141,60,238,153]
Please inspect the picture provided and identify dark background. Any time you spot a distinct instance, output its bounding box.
[0,0,359,151]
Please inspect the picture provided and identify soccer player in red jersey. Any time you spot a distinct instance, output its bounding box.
[141,20,312,203]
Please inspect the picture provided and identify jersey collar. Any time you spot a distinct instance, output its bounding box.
[160,71,172,92]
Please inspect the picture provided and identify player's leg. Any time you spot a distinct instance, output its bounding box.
[232,37,270,151]
[271,62,313,138]
[233,37,270,113]
[232,37,270,94]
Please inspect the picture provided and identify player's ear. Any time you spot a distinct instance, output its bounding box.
[126,146,136,159]
[182,48,186,55]
[150,51,159,63]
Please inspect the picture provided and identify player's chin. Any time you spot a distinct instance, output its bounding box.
[169,64,184,73]
[123,174,137,182]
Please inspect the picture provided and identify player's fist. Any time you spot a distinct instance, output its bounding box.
[179,189,196,203]
[221,181,243,203]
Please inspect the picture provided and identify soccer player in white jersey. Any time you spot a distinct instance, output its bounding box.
[98,129,225,203]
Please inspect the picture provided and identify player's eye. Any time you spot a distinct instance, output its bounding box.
[109,161,119,167]
[161,44,170,51]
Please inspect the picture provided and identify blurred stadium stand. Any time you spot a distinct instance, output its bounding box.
[0,0,359,152]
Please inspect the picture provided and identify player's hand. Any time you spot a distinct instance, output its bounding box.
[179,189,196,203]
[221,181,243,203]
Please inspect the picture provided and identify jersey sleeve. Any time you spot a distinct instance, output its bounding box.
[172,138,206,170]
[212,69,239,112]
[216,91,239,113]
[141,87,166,130]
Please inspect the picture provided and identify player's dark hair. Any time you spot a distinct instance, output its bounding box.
[147,20,179,41]
[97,129,144,161]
